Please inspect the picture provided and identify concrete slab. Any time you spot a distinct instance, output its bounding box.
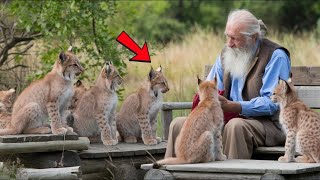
[141,159,320,175]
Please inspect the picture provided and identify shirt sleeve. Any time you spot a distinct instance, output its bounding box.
[206,56,224,91]
[239,49,291,117]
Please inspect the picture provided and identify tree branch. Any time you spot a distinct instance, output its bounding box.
[0,64,28,71]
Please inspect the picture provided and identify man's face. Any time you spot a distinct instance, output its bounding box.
[223,22,258,78]
[225,22,255,49]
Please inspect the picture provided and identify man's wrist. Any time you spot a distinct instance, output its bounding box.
[226,101,242,113]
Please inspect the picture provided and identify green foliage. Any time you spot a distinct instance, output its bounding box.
[9,0,128,82]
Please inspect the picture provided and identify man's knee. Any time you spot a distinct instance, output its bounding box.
[224,118,247,133]
[169,117,186,131]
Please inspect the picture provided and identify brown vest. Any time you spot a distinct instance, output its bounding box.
[221,38,290,146]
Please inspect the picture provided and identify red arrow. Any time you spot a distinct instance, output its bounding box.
[116,31,151,63]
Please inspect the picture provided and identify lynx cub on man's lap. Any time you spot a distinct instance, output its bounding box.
[0,46,84,135]
[154,77,226,167]
[72,62,122,146]
[0,88,16,129]
[116,66,169,145]
[271,78,320,163]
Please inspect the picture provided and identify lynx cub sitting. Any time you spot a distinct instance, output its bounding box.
[69,80,87,112]
[0,46,84,135]
[72,62,122,146]
[116,66,169,145]
[0,88,16,129]
[271,78,320,163]
[154,77,226,167]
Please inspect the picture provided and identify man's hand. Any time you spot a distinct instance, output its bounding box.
[218,95,242,113]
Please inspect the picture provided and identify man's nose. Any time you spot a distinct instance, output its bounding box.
[227,38,235,48]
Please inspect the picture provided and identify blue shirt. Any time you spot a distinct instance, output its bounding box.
[206,49,291,117]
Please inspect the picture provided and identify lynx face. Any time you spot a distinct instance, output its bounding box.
[0,88,16,112]
[58,48,85,81]
[271,78,293,103]
[103,62,123,90]
[149,66,169,93]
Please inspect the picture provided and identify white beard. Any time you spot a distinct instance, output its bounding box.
[223,43,256,78]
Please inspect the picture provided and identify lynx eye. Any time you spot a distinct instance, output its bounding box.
[272,92,275,95]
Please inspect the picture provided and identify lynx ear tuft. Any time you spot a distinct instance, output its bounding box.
[59,51,67,63]
[105,61,112,76]
[197,75,202,85]
[149,66,156,80]
[67,46,73,52]
[75,80,82,87]
[8,88,15,94]
[156,65,162,72]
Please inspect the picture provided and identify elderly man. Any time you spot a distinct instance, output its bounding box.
[165,9,291,159]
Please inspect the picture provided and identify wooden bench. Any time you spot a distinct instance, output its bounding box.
[160,66,320,157]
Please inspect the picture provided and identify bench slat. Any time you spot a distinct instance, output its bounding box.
[296,86,320,108]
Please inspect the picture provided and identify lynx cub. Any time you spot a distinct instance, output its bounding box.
[72,62,122,146]
[0,88,16,129]
[0,47,84,135]
[116,66,169,146]
[271,78,320,163]
[154,77,226,167]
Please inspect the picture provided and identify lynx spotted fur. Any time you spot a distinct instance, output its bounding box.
[116,66,169,145]
[72,62,122,146]
[271,78,320,163]
[154,77,226,167]
[0,47,84,135]
[0,88,16,129]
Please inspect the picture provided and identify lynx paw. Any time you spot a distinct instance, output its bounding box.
[103,139,118,146]
[143,138,157,146]
[52,127,68,135]
[156,137,162,143]
[124,136,137,143]
[278,155,295,163]
[65,126,77,135]
[294,155,314,163]
[216,154,227,161]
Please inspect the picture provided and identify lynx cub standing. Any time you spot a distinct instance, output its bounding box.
[116,66,169,145]
[0,89,16,129]
[271,78,320,163]
[72,62,122,146]
[0,47,84,135]
[154,77,226,167]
